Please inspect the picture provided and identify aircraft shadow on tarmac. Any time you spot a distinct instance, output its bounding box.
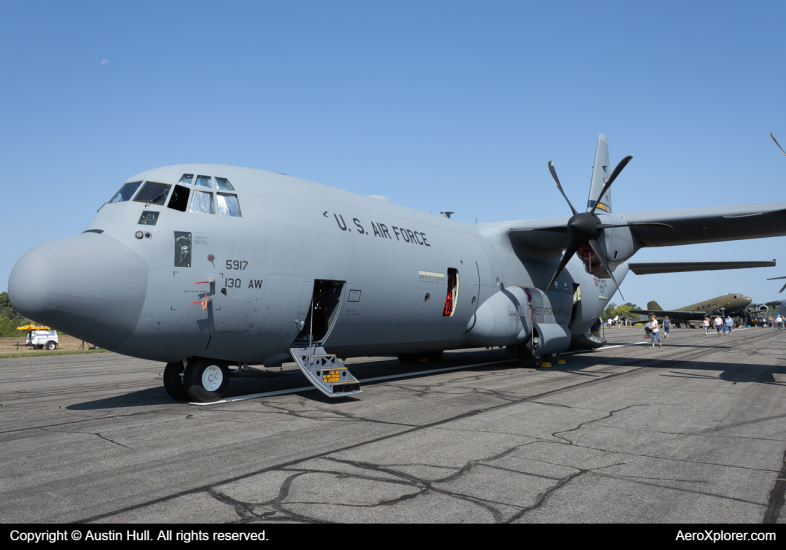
[581,354,786,386]
[66,355,785,411]
[66,369,359,410]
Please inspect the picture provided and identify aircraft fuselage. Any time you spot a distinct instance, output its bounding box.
[9,164,615,368]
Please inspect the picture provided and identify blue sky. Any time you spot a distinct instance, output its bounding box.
[2,1,785,309]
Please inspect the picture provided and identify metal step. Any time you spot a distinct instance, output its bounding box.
[289,347,362,398]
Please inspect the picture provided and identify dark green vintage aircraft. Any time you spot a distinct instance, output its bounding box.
[630,293,753,326]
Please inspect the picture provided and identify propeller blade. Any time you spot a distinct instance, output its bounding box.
[590,155,633,215]
[545,240,580,293]
[588,238,624,301]
[767,276,786,280]
[547,161,578,216]
[596,222,674,230]
[771,133,786,157]
[781,283,786,294]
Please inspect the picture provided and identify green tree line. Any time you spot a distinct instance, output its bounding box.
[0,291,33,337]
[602,302,647,322]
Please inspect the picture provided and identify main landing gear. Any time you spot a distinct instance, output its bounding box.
[513,342,559,368]
[163,358,230,403]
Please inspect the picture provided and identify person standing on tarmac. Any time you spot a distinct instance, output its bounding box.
[714,315,723,335]
[663,316,671,338]
[703,317,710,335]
[725,315,733,334]
[650,315,662,348]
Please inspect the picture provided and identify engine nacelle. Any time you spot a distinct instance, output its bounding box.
[464,286,573,356]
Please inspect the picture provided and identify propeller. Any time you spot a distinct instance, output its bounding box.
[767,275,786,293]
[543,155,672,299]
[771,133,786,157]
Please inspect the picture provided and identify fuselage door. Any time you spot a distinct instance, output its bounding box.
[292,280,346,348]
[568,283,581,328]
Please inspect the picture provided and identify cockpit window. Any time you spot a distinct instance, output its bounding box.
[217,193,242,217]
[215,177,235,191]
[167,185,191,212]
[133,181,172,205]
[109,181,143,203]
[189,190,215,214]
[179,174,194,185]
[195,175,212,189]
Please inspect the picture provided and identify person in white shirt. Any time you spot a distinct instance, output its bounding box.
[649,315,661,347]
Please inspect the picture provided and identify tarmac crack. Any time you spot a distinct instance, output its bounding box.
[95,432,131,449]
[763,449,786,523]
[550,404,646,445]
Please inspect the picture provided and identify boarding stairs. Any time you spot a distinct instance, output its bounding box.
[289,346,362,398]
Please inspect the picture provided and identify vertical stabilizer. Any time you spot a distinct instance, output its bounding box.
[587,134,611,213]
[647,301,663,311]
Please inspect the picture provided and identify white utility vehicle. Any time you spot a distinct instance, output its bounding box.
[17,325,58,350]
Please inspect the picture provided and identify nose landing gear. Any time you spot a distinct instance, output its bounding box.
[184,359,230,402]
[163,358,230,403]
[163,361,188,401]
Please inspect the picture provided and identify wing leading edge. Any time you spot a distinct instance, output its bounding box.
[628,260,776,275]
[622,203,786,247]
[505,202,786,253]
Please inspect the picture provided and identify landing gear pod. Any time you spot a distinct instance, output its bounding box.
[464,285,574,364]
[530,323,572,357]
[463,286,531,346]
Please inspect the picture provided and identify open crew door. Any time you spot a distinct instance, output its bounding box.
[290,280,361,397]
[293,280,345,347]
[569,284,581,328]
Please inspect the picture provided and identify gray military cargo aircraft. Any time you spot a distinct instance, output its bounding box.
[9,135,786,402]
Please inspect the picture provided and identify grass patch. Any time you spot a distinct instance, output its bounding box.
[0,349,111,359]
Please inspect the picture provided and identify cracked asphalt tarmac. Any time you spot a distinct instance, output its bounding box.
[1,326,785,523]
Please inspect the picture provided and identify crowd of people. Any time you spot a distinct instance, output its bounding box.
[701,315,736,335]
[750,314,784,329]
[595,311,784,350]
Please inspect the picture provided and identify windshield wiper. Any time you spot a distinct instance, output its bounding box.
[144,191,168,208]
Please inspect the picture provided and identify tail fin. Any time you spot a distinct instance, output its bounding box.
[587,134,611,213]
[647,300,663,311]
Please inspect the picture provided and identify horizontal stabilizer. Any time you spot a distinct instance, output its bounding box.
[628,260,775,275]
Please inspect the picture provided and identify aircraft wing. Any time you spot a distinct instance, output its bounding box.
[505,216,572,251]
[628,260,776,275]
[628,309,713,322]
[621,202,786,247]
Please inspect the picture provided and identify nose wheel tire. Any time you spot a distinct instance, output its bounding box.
[183,359,230,402]
[163,362,188,402]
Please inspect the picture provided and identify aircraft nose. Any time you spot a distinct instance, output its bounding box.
[9,233,148,350]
